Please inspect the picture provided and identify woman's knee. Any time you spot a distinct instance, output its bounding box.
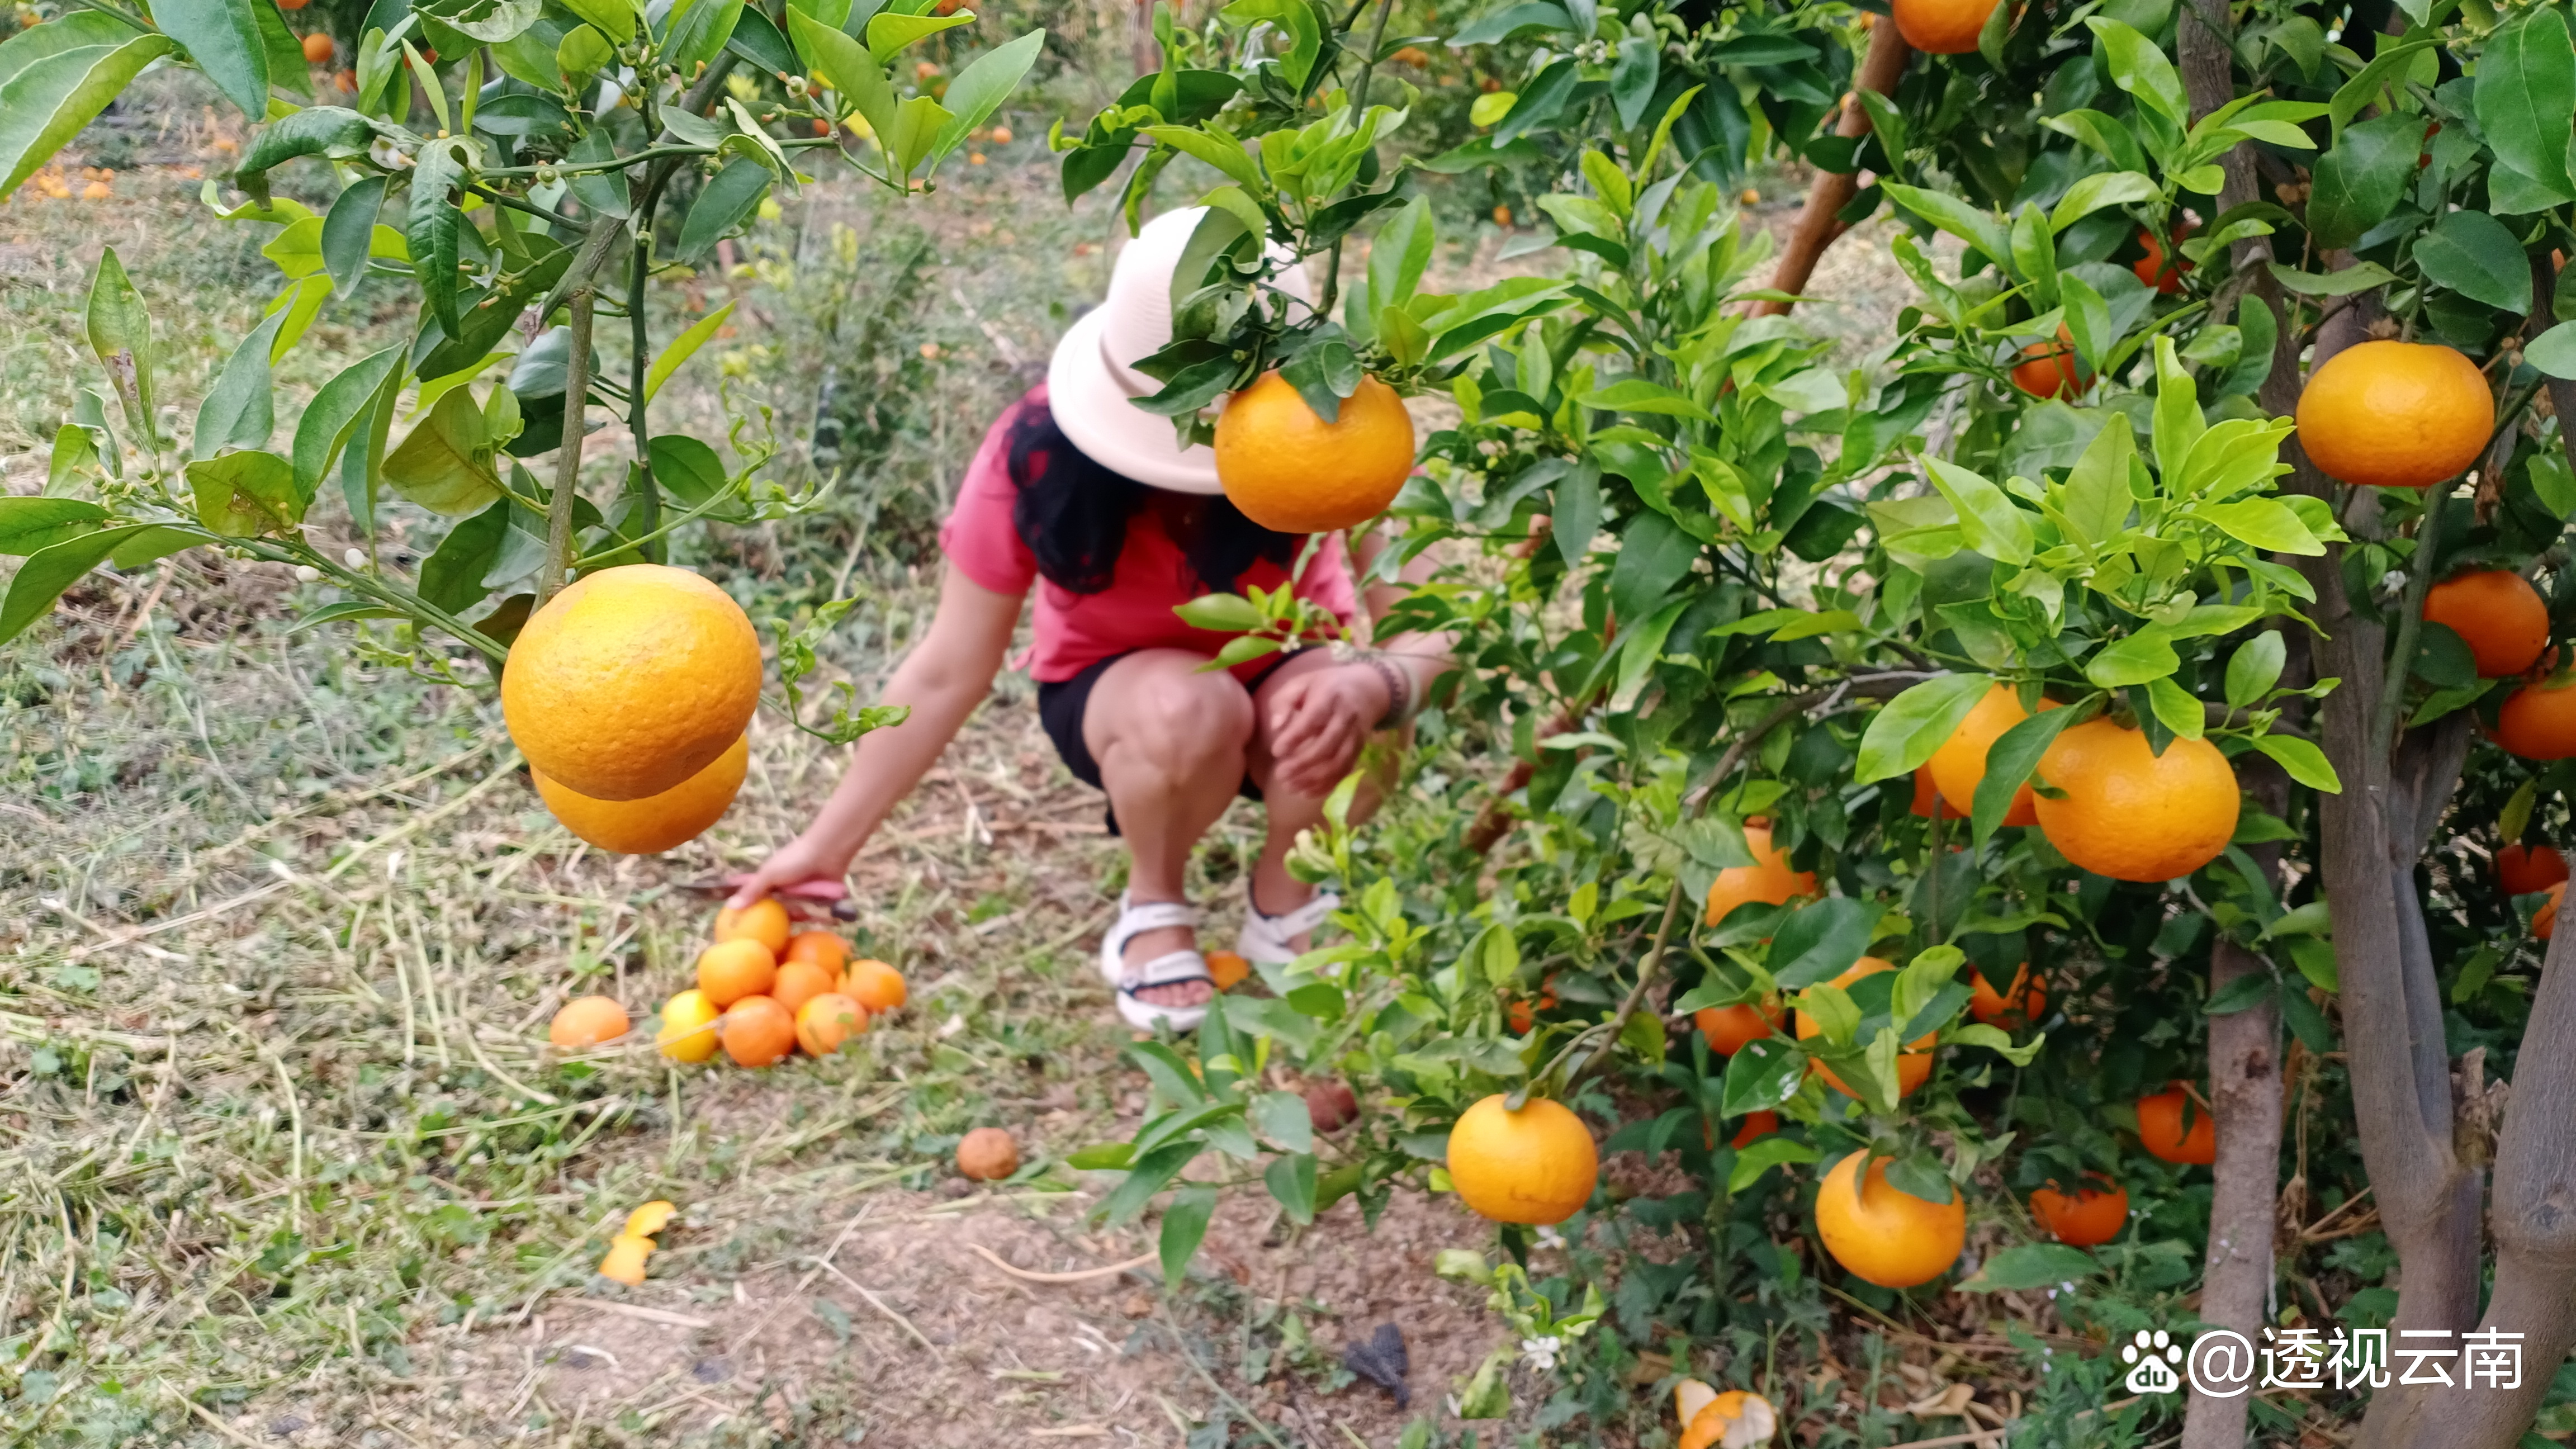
[1113,664,1254,766]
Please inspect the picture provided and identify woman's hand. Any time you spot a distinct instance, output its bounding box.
[1261,662,1391,799]
[723,835,855,910]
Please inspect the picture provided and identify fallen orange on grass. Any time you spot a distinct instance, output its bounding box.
[696,937,776,1007]
[770,959,839,1016]
[656,989,722,1063]
[548,995,629,1048]
[1678,1386,1779,1449]
[714,897,792,955]
[794,993,867,1056]
[721,995,796,1068]
[597,1234,655,1285]
[958,1126,1020,1180]
[1206,949,1252,991]
[841,958,907,1014]
[783,931,850,975]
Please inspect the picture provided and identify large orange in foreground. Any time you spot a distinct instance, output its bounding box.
[2030,1175,2129,1247]
[1702,821,1818,926]
[2033,720,2238,882]
[2424,571,2549,678]
[2295,340,2493,490]
[1813,1153,1966,1289]
[534,733,747,854]
[500,564,762,801]
[1446,1094,1599,1225]
[1927,685,2060,827]
[1214,371,1417,533]
[1795,957,1934,1100]
[2137,1086,2217,1165]
[1891,0,1999,53]
[2495,675,2576,760]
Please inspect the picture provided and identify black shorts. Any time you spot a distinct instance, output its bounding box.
[1036,650,1281,834]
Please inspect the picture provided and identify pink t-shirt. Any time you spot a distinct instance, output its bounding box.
[938,387,1358,684]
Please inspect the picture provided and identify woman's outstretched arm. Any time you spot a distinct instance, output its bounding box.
[726,565,1024,906]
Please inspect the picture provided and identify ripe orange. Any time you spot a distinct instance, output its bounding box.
[1507,978,1559,1034]
[794,992,868,1055]
[1702,821,1818,926]
[2499,842,2570,897]
[720,995,796,1067]
[301,31,333,63]
[1796,958,1934,1099]
[2496,675,2576,759]
[1967,963,2045,1029]
[2133,226,2191,295]
[714,898,792,955]
[1445,1093,1599,1225]
[1729,1110,1779,1148]
[1206,949,1252,991]
[1928,686,2062,827]
[2136,1085,2217,1164]
[841,958,907,1014]
[1891,0,1999,51]
[2295,340,2494,490]
[1213,371,1417,533]
[533,733,746,854]
[500,564,762,801]
[2033,719,2238,882]
[2009,338,2089,399]
[958,1126,1020,1180]
[770,959,838,1015]
[988,125,1013,144]
[783,931,849,975]
[331,68,356,92]
[1694,996,1786,1054]
[1678,1390,1779,1449]
[548,995,630,1048]
[2537,880,2565,940]
[696,937,777,1007]
[2425,571,2549,678]
[656,988,722,1063]
[277,0,308,8]
[2030,1174,2129,1247]
[1910,765,1963,820]
[1813,1152,1967,1288]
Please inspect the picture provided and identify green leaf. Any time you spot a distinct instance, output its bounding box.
[2414,210,2534,314]
[1727,1134,1819,1194]
[2086,18,2186,127]
[2198,498,2324,554]
[1579,378,1715,422]
[1158,1185,1216,1287]
[2049,171,2158,233]
[1064,1141,1135,1171]
[1922,457,2033,565]
[0,20,175,202]
[2084,631,2181,688]
[84,245,154,437]
[642,300,735,405]
[154,0,268,119]
[2055,418,2135,544]
[2476,7,2576,200]
[0,524,167,645]
[234,106,377,205]
[677,157,772,262]
[1263,1152,1317,1225]
[883,93,951,182]
[2332,39,2435,135]
[1250,1091,1314,1153]
[2225,632,2286,708]
[863,7,971,62]
[2147,676,2206,740]
[1959,1243,2098,1291]
[192,312,283,462]
[1882,182,2008,265]
[1719,1036,1805,1115]
[2527,321,2576,379]
[382,387,504,516]
[1138,123,1263,192]
[2150,336,2201,478]
[185,448,301,536]
[292,346,404,505]
[0,498,107,556]
[1855,673,1995,784]
[561,0,636,45]
[1769,898,1882,988]
[2267,260,2399,297]
[662,0,747,71]
[2531,448,2576,518]
[319,173,390,297]
[2252,733,2341,793]
[1098,1141,1201,1224]
[2306,111,2422,252]
[1971,703,2082,841]
[931,27,1041,164]
[409,139,469,338]
[1171,592,1263,631]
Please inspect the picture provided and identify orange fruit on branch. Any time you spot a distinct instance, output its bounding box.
[1927,685,2061,828]
[656,988,722,1063]
[1694,996,1786,1054]
[720,995,795,1067]
[2536,880,2565,940]
[500,564,762,801]
[958,1126,1020,1180]
[2294,339,2493,490]
[534,732,746,854]
[1445,1093,1599,1225]
[2496,674,2576,759]
[2133,226,2193,295]
[2009,337,2090,399]
[1966,963,2044,1029]
[2424,571,2548,678]
[1891,0,1999,53]
[1813,1152,1966,1289]
[1213,371,1417,533]
[2032,719,2239,882]
[1727,1110,1779,1148]
[1796,957,1934,1100]
[714,897,792,955]
[794,992,868,1055]
[301,31,334,63]
[2498,842,2570,897]
[695,937,776,1007]
[2029,1174,2129,1247]
[2136,1085,2216,1164]
[1910,765,1964,820]
[548,995,630,1048]
[1702,821,1817,926]
[841,958,908,1015]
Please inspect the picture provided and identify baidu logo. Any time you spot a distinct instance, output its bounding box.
[2122,1330,2184,1393]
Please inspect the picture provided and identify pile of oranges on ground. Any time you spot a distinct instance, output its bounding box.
[544,897,905,1068]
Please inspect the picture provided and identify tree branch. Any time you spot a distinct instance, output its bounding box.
[539,287,596,604]
[1749,21,1910,318]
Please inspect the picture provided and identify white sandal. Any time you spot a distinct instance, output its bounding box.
[1235,880,1339,965]
[1100,893,1213,1033]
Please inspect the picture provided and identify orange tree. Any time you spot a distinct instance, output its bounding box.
[1051,0,2576,1443]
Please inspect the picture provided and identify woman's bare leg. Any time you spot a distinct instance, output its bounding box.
[1246,652,1399,940]
[1083,649,1253,1007]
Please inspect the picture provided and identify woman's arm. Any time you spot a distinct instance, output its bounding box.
[725,565,1025,906]
[1258,524,1456,796]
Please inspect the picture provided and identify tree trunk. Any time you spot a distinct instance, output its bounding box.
[1749,21,1910,316]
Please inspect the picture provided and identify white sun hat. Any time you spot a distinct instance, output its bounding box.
[1046,206,1311,495]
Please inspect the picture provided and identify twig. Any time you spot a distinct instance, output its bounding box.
[579,1300,714,1329]
[56,881,290,959]
[178,1396,268,1449]
[1157,1299,1294,1449]
[968,1243,1159,1284]
[540,283,598,603]
[723,1206,875,1355]
[808,1258,939,1355]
